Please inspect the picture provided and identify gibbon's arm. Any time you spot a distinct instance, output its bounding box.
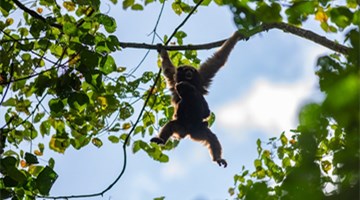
[159,49,177,92]
[199,31,241,90]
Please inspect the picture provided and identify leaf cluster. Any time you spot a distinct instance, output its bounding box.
[228,1,359,199]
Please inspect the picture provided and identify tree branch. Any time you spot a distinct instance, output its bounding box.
[9,0,350,54]
[263,22,350,55]
[119,22,350,55]
[119,39,228,51]
[12,0,63,29]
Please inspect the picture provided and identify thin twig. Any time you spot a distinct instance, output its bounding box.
[12,0,63,29]
[0,64,14,106]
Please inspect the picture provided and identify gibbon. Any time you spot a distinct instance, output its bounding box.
[151,31,241,167]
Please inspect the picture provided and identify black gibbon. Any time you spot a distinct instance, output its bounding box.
[151,31,241,167]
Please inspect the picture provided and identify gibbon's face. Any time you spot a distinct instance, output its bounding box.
[176,66,198,83]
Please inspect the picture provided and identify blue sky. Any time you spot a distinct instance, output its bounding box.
[2,1,342,200]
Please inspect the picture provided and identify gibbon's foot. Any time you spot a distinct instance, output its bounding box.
[150,137,165,145]
[217,159,227,168]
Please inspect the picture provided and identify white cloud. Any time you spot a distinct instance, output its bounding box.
[216,78,314,136]
[216,44,329,137]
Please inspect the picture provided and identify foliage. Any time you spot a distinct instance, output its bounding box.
[0,0,358,199]
[228,0,359,199]
[0,0,189,198]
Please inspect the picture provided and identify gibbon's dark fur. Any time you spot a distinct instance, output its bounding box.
[151,31,241,167]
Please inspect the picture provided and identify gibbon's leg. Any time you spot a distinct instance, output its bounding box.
[199,31,242,89]
[190,126,227,167]
[150,120,185,144]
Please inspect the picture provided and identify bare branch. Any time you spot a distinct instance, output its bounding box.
[263,22,350,55]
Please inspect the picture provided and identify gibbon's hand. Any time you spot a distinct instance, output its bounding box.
[150,137,165,145]
[156,43,164,53]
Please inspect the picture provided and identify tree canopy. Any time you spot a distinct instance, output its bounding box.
[0,0,358,199]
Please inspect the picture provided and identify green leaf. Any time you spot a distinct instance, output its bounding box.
[6,168,26,185]
[131,3,143,10]
[142,112,155,127]
[280,133,288,145]
[49,98,64,114]
[100,55,116,75]
[194,0,211,6]
[285,1,316,25]
[282,157,291,168]
[80,50,99,69]
[40,120,51,136]
[29,19,46,38]
[330,6,353,29]
[0,0,14,17]
[123,0,134,9]
[34,112,45,123]
[25,152,39,165]
[321,160,332,173]
[92,138,103,148]
[2,97,16,106]
[48,158,55,169]
[119,102,134,120]
[49,135,70,153]
[145,0,155,5]
[158,154,169,163]
[132,140,141,153]
[256,2,282,23]
[63,22,77,36]
[254,159,262,169]
[172,2,182,15]
[213,0,223,5]
[1,156,17,170]
[68,92,89,112]
[28,165,44,176]
[36,166,58,195]
[108,135,120,143]
[96,14,117,33]
[80,33,96,45]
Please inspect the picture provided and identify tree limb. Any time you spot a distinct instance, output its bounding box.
[120,22,350,55]
[263,22,350,55]
[12,0,63,29]
[11,0,349,54]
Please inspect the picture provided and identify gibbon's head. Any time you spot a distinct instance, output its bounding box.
[176,66,207,94]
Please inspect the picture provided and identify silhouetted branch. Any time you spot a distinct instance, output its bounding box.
[12,0,63,29]
[263,22,350,54]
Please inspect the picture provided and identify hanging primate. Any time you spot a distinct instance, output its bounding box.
[151,31,241,167]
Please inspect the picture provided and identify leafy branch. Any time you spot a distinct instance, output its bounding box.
[120,22,349,54]
[37,0,205,199]
[12,0,62,29]
[1,21,349,86]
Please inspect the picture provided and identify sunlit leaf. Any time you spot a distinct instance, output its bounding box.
[108,135,120,143]
[63,1,76,11]
[131,3,143,10]
[92,138,103,148]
